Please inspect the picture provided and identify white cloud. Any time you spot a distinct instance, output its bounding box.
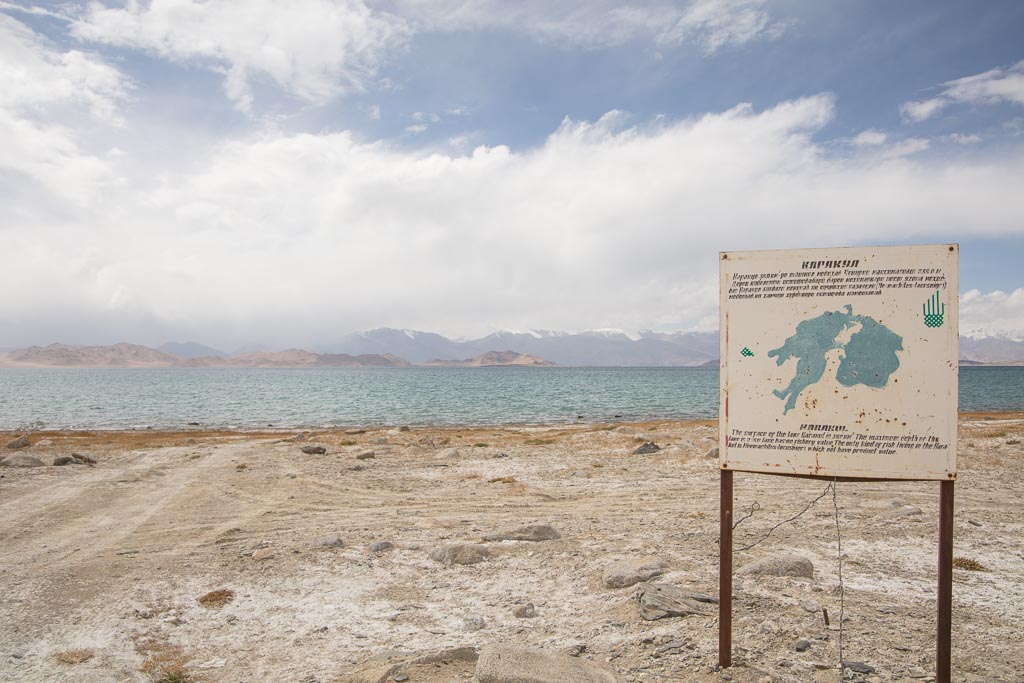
[961,289,1024,339]
[901,60,1024,122]
[4,93,1024,347]
[852,129,886,146]
[0,14,128,205]
[404,123,428,134]
[72,0,410,112]
[65,1,787,114]
[389,0,782,52]
[397,0,787,52]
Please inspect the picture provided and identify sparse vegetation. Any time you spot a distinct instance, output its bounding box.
[473,442,489,447]
[54,648,95,665]
[488,476,517,484]
[197,588,235,608]
[525,438,556,446]
[339,440,357,446]
[952,557,989,571]
[134,634,196,682]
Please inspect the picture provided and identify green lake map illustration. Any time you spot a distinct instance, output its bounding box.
[767,305,903,414]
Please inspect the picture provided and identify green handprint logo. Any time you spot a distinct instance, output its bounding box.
[923,291,945,328]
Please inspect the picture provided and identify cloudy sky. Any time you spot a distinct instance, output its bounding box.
[2,0,1024,350]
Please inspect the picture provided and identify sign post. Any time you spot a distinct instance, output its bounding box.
[718,245,958,681]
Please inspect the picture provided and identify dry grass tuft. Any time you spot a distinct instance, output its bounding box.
[54,648,95,665]
[197,588,235,609]
[524,438,556,446]
[952,557,989,572]
[134,634,197,682]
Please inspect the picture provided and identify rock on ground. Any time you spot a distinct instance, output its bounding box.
[438,448,460,458]
[1,453,45,467]
[300,445,326,455]
[637,584,716,621]
[5,435,30,449]
[738,553,814,578]
[602,557,665,588]
[482,524,561,542]
[430,543,489,565]
[476,644,625,683]
[53,455,85,466]
[313,534,344,548]
[632,442,660,454]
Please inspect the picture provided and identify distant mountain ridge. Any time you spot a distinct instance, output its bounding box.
[422,350,555,367]
[326,328,720,366]
[0,343,555,368]
[3,328,1024,367]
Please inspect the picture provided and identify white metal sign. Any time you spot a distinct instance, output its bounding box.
[720,244,958,480]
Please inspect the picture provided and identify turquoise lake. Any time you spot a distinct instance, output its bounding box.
[0,366,1020,430]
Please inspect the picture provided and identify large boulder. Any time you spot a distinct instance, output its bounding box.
[637,584,716,621]
[476,645,624,683]
[6,435,30,450]
[1,453,45,468]
[738,553,814,579]
[430,543,489,566]
[482,524,561,542]
[603,557,665,588]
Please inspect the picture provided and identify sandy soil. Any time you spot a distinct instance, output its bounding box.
[1,416,1022,683]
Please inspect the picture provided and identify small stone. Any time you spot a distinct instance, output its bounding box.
[462,615,486,631]
[5,435,30,449]
[801,600,820,613]
[564,643,586,657]
[301,445,327,455]
[637,584,715,621]
[369,541,394,553]
[430,543,489,565]
[482,524,561,542]
[35,439,53,447]
[356,451,376,460]
[438,448,460,458]
[53,455,84,466]
[795,639,811,652]
[603,557,665,588]
[738,553,814,579]
[394,675,409,682]
[344,429,365,435]
[313,535,344,548]
[252,548,275,560]
[513,603,537,618]
[632,442,660,455]
[71,453,97,464]
[705,446,720,459]
[843,661,876,674]
[398,426,410,432]
[476,645,624,683]
[1,453,45,467]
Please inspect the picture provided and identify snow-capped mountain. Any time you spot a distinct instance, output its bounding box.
[324,328,720,366]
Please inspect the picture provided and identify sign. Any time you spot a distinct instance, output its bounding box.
[719,244,958,480]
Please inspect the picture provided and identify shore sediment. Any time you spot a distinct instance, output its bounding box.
[1,416,1022,682]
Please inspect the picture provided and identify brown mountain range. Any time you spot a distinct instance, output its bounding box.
[0,343,554,368]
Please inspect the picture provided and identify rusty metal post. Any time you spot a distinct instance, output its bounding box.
[719,468,733,668]
[936,480,954,683]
